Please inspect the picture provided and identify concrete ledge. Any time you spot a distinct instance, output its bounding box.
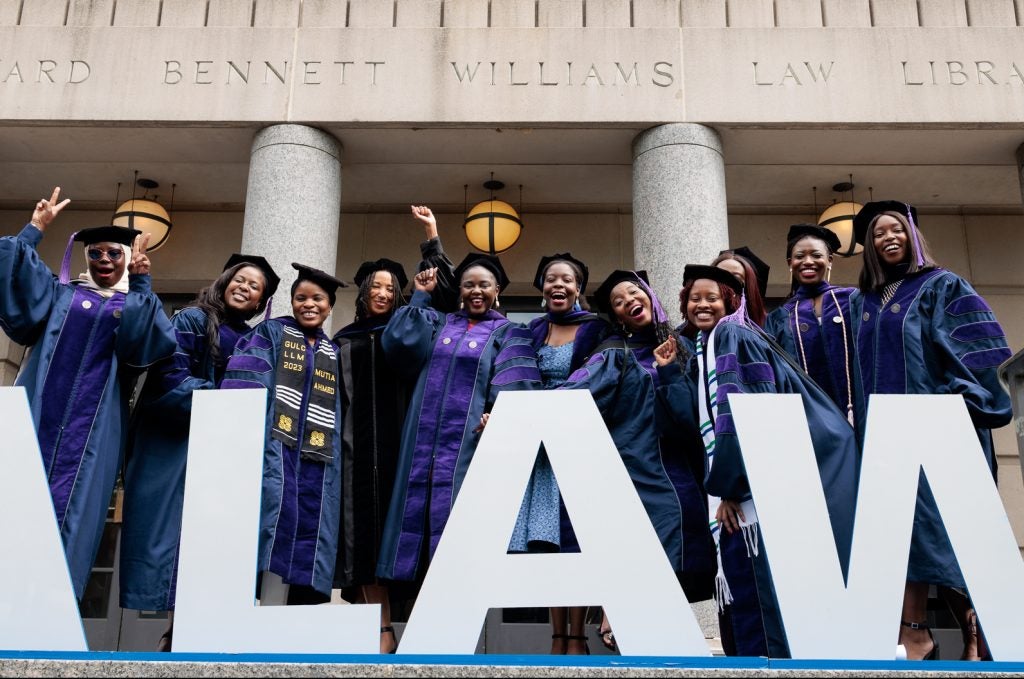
[1,653,1023,677]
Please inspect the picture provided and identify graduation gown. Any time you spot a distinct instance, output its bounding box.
[120,306,247,610]
[0,224,176,598]
[851,267,1012,589]
[332,314,411,588]
[221,317,343,597]
[660,320,859,657]
[561,329,716,600]
[764,283,857,422]
[376,290,541,582]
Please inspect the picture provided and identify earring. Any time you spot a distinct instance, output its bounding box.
[826,266,832,283]
[459,300,464,310]
[494,297,500,309]
[540,298,547,309]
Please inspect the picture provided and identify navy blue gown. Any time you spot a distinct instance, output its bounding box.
[0,224,176,598]
[120,306,247,610]
[850,267,1012,589]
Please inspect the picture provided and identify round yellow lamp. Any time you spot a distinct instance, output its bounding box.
[463,199,522,255]
[112,198,172,252]
[818,201,863,258]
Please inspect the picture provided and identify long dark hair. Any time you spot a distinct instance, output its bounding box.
[191,262,268,363]
[857,211,937,292]
[354,269,408,322]
[710,252,766,326]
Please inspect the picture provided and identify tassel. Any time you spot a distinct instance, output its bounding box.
[714,551,733,613]
[847,404,855,427]
[58,231,79,285]
[738,499,760,558]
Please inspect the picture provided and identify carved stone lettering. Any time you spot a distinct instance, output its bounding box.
[752,61,834,86]
[449,60,674,88]
[901,59,1024,85]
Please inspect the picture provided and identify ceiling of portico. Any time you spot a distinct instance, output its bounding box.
[0,124,1022,217]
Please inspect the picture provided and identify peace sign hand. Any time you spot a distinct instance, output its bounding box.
[30,187,71,232]
[128,233,152,276]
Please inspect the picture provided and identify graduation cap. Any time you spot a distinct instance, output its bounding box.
[786,223,842,256]
[73,225,140,247]
[592,269,652,316]
[533,252,590,294]
[291,262,347,307]
[453,253,510,290]
[223,253,281,299]
[718,246,769,298]
[683,264,744,296]
[59,225,142,284]
[852,200,920,245]
[354,258,409,291]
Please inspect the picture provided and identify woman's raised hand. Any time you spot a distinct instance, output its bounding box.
[410,205,438,239]
[653,335,677,367]
[128,233,152,276]
[414,266,439,293]
[30,186,71,232]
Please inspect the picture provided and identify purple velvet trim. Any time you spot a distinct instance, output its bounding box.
[962,347,1013,370]
[491,364,539,386]
[38,288,124,524]
[946,294,992,317]
[494,340,535,364]
[950,321,1005,343]
[717,382,741,398]
[227,354,274,373]
[58,231,78,285]
[220,378,264,389]
[288,444,329,584]
[739,361,775,385]
[716,352,740,376]
[175,329,196,353]
[236,331,273,353]
[793,282,840,300]
[715,412,736,435]
[391,316,509,579]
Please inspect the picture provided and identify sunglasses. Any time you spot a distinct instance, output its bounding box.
[87,248,124,262]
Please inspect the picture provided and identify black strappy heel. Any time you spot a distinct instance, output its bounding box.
[901,619,938,660]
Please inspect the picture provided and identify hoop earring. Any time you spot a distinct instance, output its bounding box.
[540,298,547,309]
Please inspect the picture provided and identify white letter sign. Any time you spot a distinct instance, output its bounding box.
[0,387,87,651]
[173,389,378,654]
[730,393,1024,661]
[398,390,708,656]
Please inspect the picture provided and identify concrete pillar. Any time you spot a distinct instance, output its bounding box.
[632,123,729,326]
[241,124,342,332]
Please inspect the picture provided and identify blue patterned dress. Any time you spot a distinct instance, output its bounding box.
[508,342,574,552]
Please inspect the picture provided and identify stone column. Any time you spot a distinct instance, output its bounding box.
[632,124,729,327]
[241,124,343,332]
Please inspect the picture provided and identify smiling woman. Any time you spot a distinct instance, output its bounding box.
[0,188,177,608]
[119,253,279,649]
[221,262,348,608]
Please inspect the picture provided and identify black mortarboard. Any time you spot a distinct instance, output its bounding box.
[453,253,510,290]
[853,201,920,246]
[684,264,744,296]
[223,254,281,299]
[291,262,347,307]
[354,258,409,291]
[592,269,650,315]
[786,223,842,256]
[73,225,140,247]
[718,246,769,298]
[533,253,590,294]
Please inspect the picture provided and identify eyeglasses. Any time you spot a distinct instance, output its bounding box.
[87,248,124,262]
